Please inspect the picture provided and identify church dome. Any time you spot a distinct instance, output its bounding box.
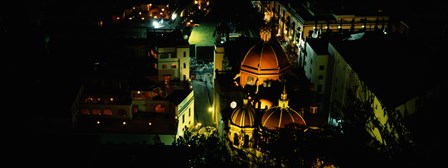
[261,86,306,130]
[235,23,291,93]
[241,41,291,77]
[230,99,256,127]
[261,107,306,130]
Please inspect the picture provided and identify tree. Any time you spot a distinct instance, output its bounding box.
[339,83,416,166]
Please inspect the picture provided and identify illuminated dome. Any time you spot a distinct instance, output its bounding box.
[230,99,256,127]
[237,25,291,92]
[261,86,306,130]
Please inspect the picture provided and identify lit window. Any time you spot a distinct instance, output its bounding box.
[103,109,113,115]
[92,109,101,115]
[144,91,151,98]
[310,105,318,114]
[171,64,177,68]
[85,97,94,103]
[155,104,165,113]
[162,64,167,69]
[81,108,90,115]
[133,105,139,113]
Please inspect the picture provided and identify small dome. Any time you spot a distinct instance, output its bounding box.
[230,100,256,127]
[261,107,306,130]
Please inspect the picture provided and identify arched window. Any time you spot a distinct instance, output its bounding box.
[233,133,239,146]
[103,109,113,115]
[243,134,250,148]
[310,105,318,114]
[85,97,94,103]
[92,109,101,115]
[155,104,165,113]
[81,108,90,115]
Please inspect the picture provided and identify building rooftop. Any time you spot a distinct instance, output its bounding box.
[307,38,329,55]
[165,89,193,105]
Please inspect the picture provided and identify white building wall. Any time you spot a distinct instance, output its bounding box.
[176,90,195,137]
[177,46,190,81]
[304,43,313,79]
[315,55,329,94]
[213,45,224,79]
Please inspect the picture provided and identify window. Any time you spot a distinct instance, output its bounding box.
[164,75,170,85]
[103,109,113,115]
[144,91,151,98]
[183,63,186,69]
[317,85,322,92]
[171,64,177,68]
[189,108,191,117]
[183,51,186,57]
[81,108,90,115]
[318,75,323,80]
[243,135,249,148]
[310,105,318,114]
[233,133,239,146]
[132,105,139,113]
[92,109,101,115]
[85,97,94,103]
[182,115,185,124]
[162,64,167,69]
[319,65,324,70]
[155,104,166,113]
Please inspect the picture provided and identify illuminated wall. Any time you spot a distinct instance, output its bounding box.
[177,45,191,82]
[213,45,224,79]
[157,45,190,82]
[304,42,329,95]
[176,90,195,138]
[326,42,418,145]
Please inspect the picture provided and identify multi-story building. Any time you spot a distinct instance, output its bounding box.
[73,1,194,145]
[152,38,191,83]
[322,31,434,144]
[261,0,395,70]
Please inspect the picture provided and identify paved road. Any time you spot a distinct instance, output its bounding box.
[192,73,214,127]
